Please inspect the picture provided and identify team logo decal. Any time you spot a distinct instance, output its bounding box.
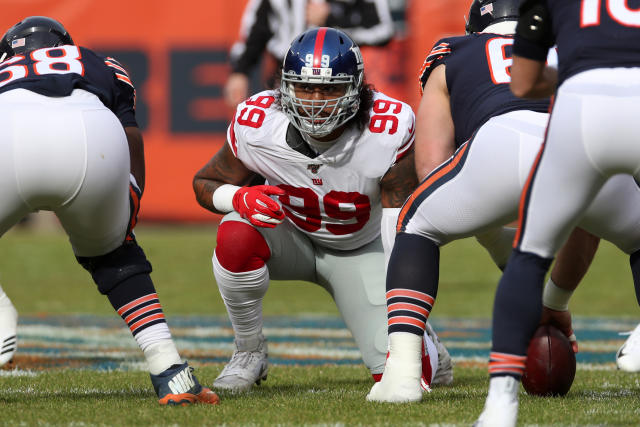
[307,164,322,174]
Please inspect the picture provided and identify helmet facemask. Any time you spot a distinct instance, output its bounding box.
[281,67,362,138]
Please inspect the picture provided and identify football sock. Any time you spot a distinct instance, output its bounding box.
[105,273,181,374]
[213,252,269,339]
[143,337,182,375]
[491,249,552,367]
[386,233,439,336]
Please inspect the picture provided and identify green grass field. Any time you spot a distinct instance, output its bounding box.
[1,220,639,425]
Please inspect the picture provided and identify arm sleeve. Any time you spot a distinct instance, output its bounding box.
[325,0,394,47]
[230,0,275,75]
[103,56,137,128]
[513,0,555,61]
[418,38,452,93]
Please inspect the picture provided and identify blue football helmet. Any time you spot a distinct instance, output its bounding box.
[280,27,364,138]
[0,16,73,62]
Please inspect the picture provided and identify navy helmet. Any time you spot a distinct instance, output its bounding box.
[465,0,521,35]
[0,16,73,62]
[280,27,364,137]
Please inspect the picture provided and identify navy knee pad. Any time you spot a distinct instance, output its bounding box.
[76,241,152,295]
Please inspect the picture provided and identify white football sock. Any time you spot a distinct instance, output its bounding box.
[143,337,183,375]
[213,251,269,339]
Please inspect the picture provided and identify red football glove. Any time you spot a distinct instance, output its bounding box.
[232,185,286,228]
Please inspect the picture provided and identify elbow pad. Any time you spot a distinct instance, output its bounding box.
[516,0,554,48]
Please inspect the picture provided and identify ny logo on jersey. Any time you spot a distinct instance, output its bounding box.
[307,164,322,174]
[312,178,323,186]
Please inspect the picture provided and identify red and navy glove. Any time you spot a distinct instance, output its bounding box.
[232,185,286,228]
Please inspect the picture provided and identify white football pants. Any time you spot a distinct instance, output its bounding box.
[399,108,640,257]
[216,212,389,375]
[0,89,130,256]
[519,67,640,257]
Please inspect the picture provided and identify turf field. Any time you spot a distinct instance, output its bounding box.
[1,220,639,425]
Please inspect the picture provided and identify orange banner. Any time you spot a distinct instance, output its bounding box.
[4,0,470,222]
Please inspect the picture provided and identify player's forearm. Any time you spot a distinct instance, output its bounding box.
[193,178,230,214]
[510,57,557,99]
[380,151,418,208]
[550,228,600,291]
[544,228,600,311]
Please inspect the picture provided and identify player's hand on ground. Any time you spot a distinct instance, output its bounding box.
[540,306,578,353]
[233,185,286,228]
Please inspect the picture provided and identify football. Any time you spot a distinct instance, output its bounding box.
[521,324,576,396]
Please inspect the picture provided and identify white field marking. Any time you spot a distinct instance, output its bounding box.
[176,326,353,338]
[578,342,623,352]
[442,341,491,349]
[577,363,618,371]
[3,387,149,396]
[18,325,139,348]
[18,350,139,359]
[0,369,39,377]
[19,324,352,341]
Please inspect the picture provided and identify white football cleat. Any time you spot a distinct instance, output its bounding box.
[366,332,423,403]
[425,322,453,386]
[0,292,17,367]
[213,334,268,392]
[616,323,640,372]
[474,376,519,427]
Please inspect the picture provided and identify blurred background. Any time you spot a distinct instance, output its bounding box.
[3,0,471,224]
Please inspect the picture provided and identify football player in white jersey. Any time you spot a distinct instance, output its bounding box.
[193,27,451,392]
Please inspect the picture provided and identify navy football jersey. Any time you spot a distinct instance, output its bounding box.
[419,33,550,147]
[514,0,640,85]
[0,45,136,127]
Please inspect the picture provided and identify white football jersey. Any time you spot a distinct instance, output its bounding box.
[227,90,415,251]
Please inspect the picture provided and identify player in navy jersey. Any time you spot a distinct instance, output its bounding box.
[0,16,219,406]
[367,0,640,404]
[476,1,640,425]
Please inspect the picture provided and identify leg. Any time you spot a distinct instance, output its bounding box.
[475,226,517,270]
[617,250,640,371]
[370,112,545,402]
[60,107,216,405]
[575,175,640,369]
[478,94,610,427]
[0,284,17,366]
[212,213,316,391]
